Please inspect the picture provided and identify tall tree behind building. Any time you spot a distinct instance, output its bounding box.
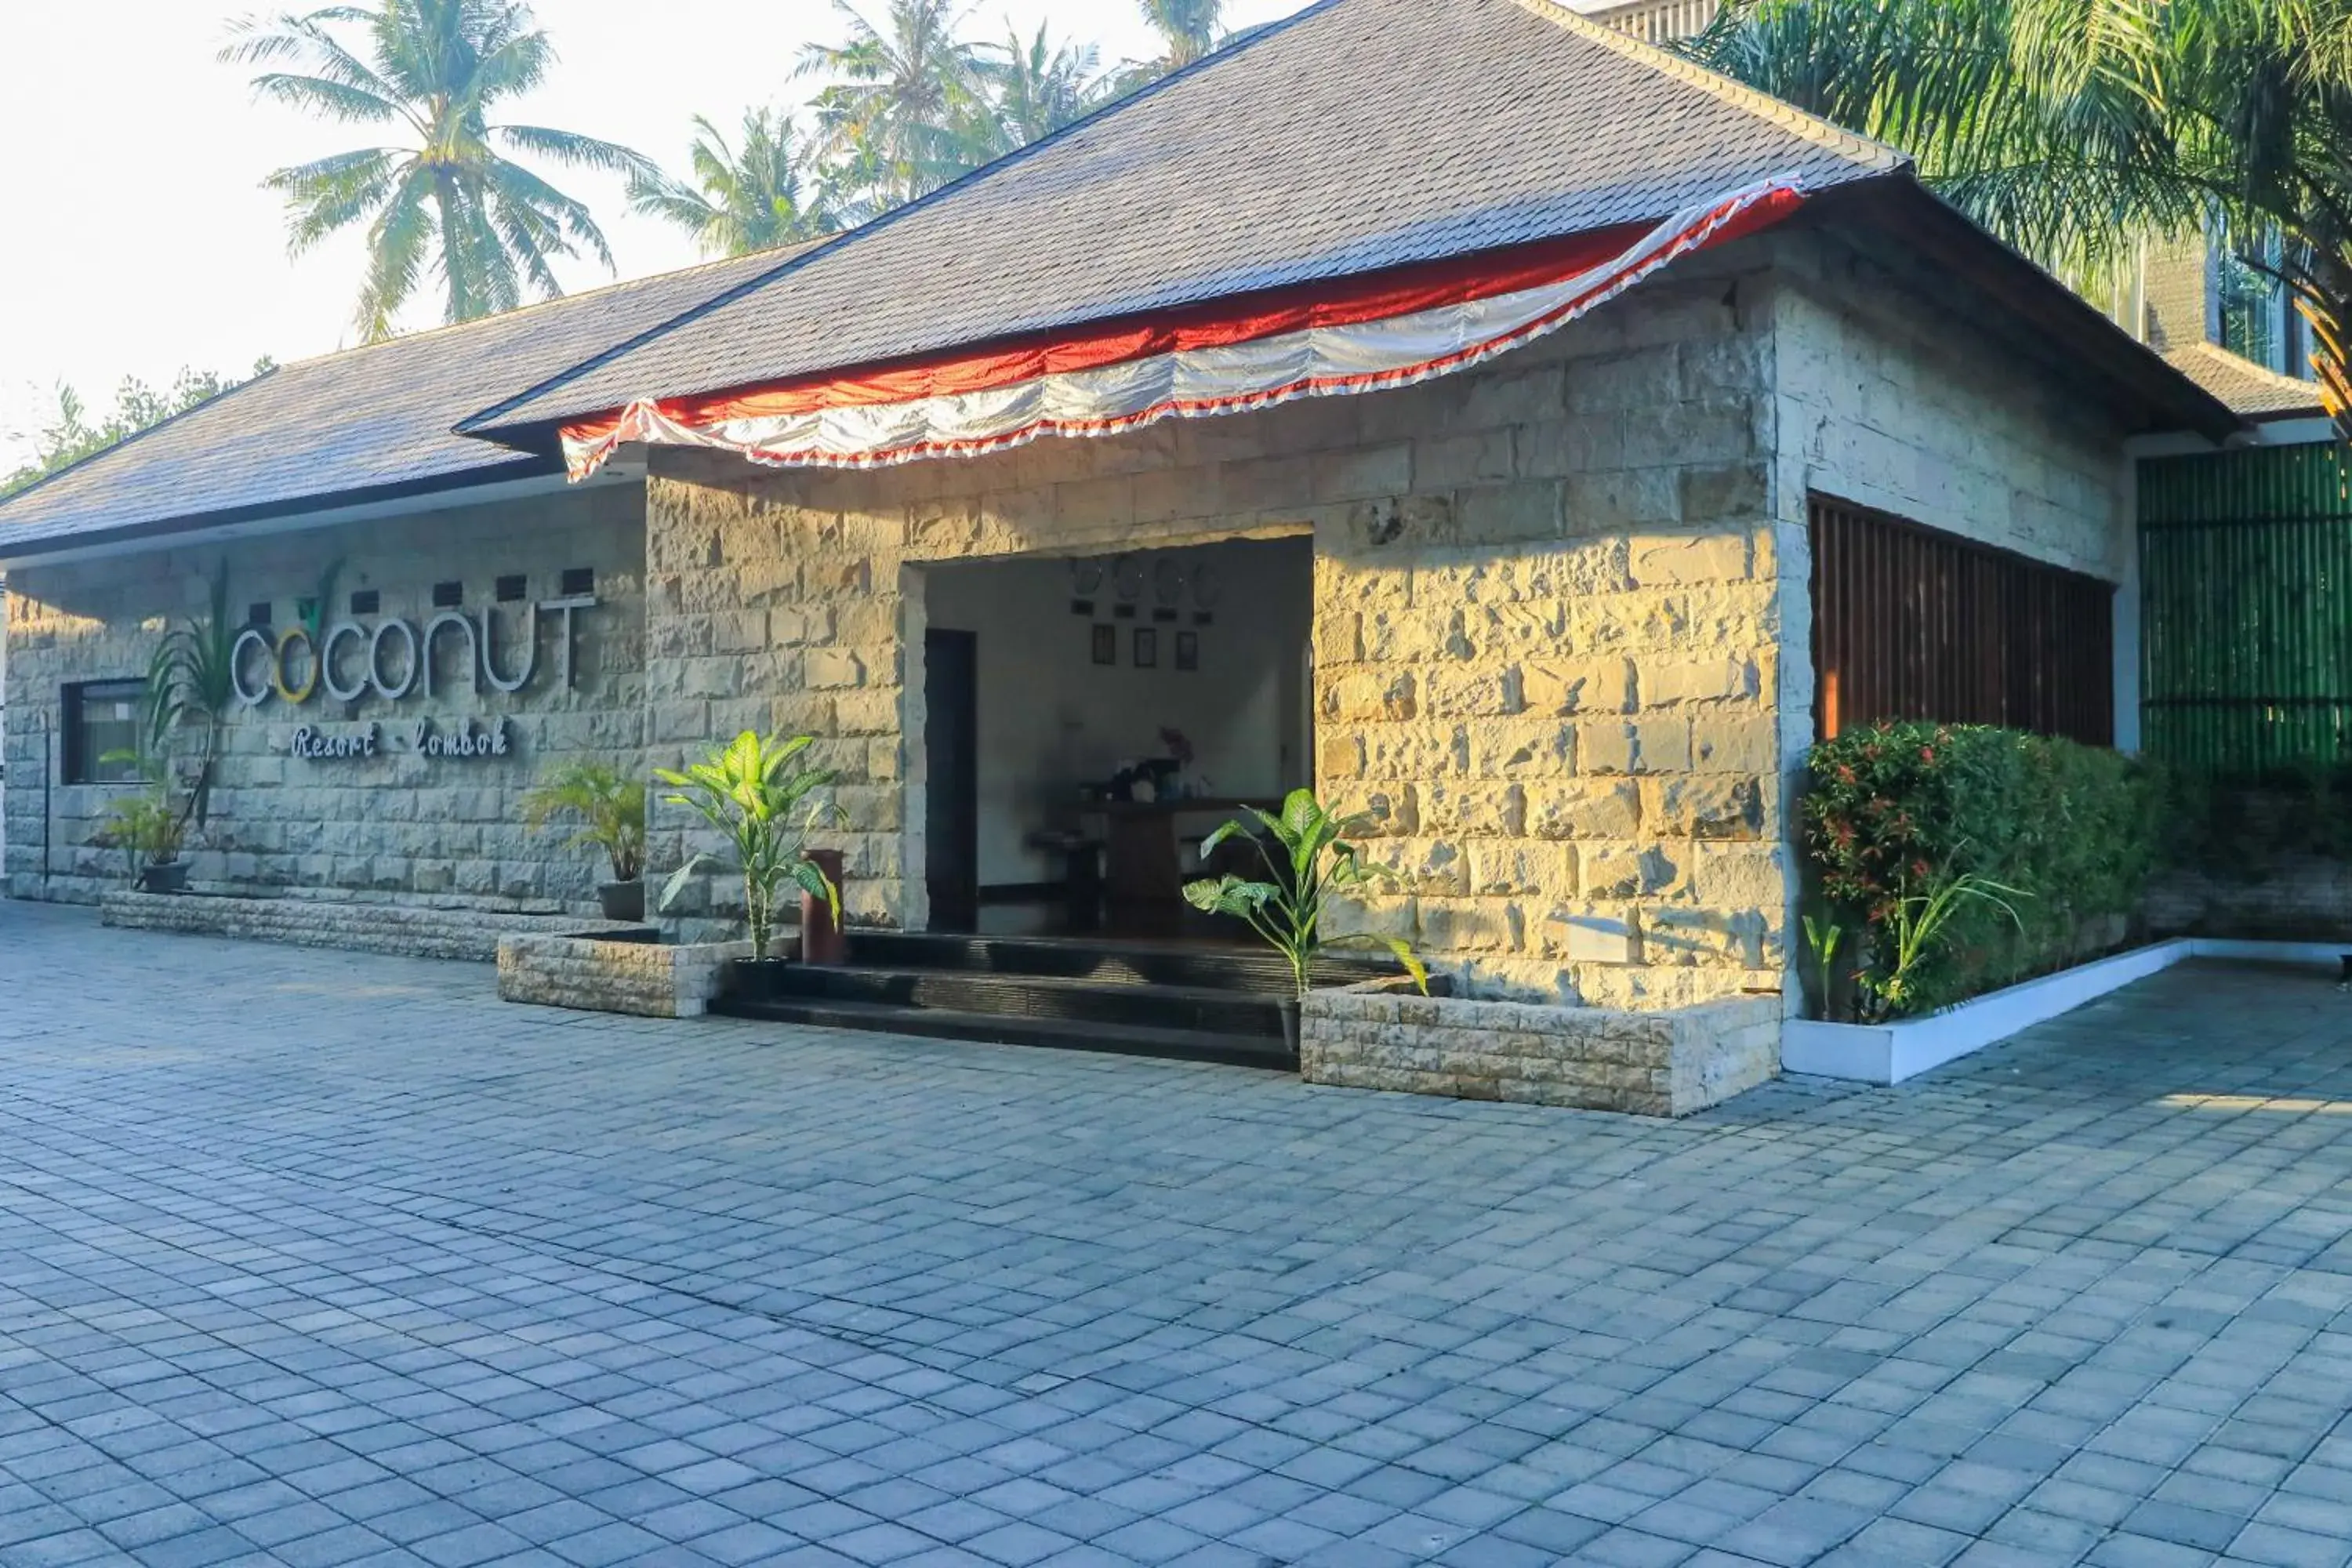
[226,0,655,341]
[628,110,839,259]
[1682,0,2352,440]
[3,363,275,498]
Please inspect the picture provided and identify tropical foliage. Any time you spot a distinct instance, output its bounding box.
[1182,789,1429,999]
[972,23,1107,159]
[97,760,192,874]
[626,110,837,259]
[3,363,273,497]
[1802,722,2161,1020]
[657,731,847,958]
[797,0,993,220]
[521,760,648,883]
[143,563,244,832]
[1682,0,2352,441]
[226,0,655,339]
[1114,0,1225,93]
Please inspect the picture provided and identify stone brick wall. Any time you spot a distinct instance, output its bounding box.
[643,244,1794,1007]
[2147,865,2352,942]
[498,932,749,1018]
[2140,230,2214,354]
[1301,987,1780,1116]
[1770,229,2134,586]
[5,485,646,908]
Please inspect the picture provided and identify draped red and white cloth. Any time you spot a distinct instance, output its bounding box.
[561,177,1809,479]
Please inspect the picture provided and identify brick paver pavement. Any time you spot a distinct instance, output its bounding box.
[2,901,2351,1566]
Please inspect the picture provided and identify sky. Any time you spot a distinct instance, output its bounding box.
[0,0,1324,474]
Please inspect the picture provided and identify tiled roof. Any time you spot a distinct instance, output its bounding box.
[462,0,1908,438]
[0,246,808,555]
[2162,343,2326,419]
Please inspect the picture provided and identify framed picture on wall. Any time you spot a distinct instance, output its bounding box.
[1175,631,1200,672]
[1091,624,1117,666]
[1134,628,1159,669]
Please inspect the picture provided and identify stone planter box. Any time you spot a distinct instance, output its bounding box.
[1301,986,1781,1118]
[102,891,645,964]
[498,931,756,1019]
[1781,938,2343,1085]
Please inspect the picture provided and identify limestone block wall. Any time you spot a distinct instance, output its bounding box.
[644,247,1795,1007]
[1757,227,2138,995]
[1300,987,1781,1117]
[100,891,644,964]
[1769,227,2133,588]
[498,931,748,1018]
[5,484,647,907]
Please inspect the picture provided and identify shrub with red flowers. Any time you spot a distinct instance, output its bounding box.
[1803,721,2159,1019]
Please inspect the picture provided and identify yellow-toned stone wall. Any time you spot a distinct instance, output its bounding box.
[644,249,1792,1007]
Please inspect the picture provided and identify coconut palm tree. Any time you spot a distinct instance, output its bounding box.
[630,109,838,258]
[972,23,1106,156]
[1112,0,1225,93]
[1138,0,1224,70]
[226,0,654,340]
[797,0,990,218]
[1682,0,2352,440]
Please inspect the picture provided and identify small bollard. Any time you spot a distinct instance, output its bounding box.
[802,848,848,967]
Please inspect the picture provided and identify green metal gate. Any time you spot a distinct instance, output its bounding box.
[2142,441,2352,772]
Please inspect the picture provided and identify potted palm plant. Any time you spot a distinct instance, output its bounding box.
[657,731,847,996]
[98,759,192,893]
[521,761,649,920]
[1183,789,1428,1060]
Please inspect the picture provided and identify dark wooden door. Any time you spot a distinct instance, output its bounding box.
[924,628,980,932]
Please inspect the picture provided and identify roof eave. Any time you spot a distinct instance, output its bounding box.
[1823,179,2242,445]
[0,453,564,568]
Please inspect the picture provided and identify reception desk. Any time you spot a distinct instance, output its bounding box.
[1080,798,1265,937]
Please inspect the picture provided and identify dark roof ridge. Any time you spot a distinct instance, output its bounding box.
[1512,0,1909,175]
[456,0,1348,439]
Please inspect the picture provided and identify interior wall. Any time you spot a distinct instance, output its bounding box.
[925,538,1312,887]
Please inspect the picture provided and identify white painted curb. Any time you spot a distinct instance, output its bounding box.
[1783,938,2343,1085]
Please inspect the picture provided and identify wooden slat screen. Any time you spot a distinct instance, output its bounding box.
[1809,495,2115,746]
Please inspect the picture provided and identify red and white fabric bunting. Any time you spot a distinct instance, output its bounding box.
[561,177,1809,480]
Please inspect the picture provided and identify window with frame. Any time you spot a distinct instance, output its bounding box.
[63,681,147,785]
[2215,220,2297,377]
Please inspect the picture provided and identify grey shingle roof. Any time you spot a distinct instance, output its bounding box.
[463,0,1909,438]
[0,246,804,556]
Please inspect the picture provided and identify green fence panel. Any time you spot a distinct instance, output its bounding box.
[2141,442,2352,773]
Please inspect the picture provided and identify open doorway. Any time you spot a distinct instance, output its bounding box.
[922,535,1314,938]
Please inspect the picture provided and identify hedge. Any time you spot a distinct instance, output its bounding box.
[1802,721,2161,1020]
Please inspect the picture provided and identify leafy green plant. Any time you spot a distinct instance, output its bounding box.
[1181,789,1428,999]
[1804,720,2157,1017]
[1682,0,2352,448]
[1864,871,2027,1021]
[656,731,846,957]
[95,758,189,875]
[143,561,239,831]
[1802,913,1847,1022]
[521,761,648,883]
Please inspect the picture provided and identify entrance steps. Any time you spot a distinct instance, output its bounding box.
[711,931,1413,1068]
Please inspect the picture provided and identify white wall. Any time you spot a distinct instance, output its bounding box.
[926,537,1313,886]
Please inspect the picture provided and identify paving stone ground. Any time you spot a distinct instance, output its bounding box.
[3,902,2352,1567]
